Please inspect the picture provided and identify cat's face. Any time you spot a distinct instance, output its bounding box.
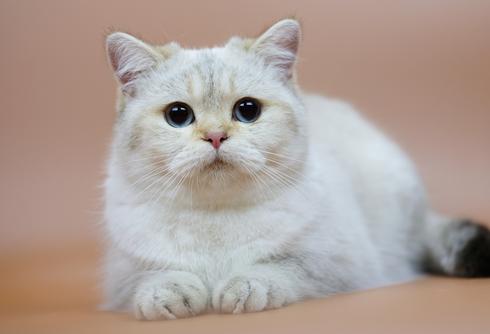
[107,20,306,206]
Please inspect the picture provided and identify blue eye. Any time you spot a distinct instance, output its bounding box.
[164,102,195,128]
[233,98,261,123]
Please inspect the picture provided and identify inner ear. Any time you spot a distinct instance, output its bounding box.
[106,32,161,95]
[251,19,301,80]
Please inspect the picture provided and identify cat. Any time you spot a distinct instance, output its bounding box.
[102,19,490,320]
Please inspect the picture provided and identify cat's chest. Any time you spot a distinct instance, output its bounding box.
[109,191,319,278]
[155,208,306,284]
[162,209,284,253]
[154,205,308,268]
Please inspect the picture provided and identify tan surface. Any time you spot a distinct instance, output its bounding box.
[1,0,489,333]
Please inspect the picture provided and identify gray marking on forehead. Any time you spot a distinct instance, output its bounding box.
[194,52,227,110]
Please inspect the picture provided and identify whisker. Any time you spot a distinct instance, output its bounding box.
[125,165,172,191]
[265,156,304,175]
[265,163,303,186]
[168,170,189,200]
[239,159,277,202]
[131,170,171,203]
[256,149,305,163]
[118,153,172,166]
[261,165,308,200]
[148,171,182,208]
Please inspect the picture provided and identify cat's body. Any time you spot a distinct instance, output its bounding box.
[103,20,490,320]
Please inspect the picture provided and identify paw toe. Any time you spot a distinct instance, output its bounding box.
[214,277,270,314]
[133,273,208,320]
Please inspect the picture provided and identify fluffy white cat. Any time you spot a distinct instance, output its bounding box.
[102,19,490,320]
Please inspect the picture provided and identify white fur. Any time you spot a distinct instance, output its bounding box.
[102,20,438,320]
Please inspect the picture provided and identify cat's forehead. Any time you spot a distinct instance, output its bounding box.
[181,49,235,100]
[145,46,269,107]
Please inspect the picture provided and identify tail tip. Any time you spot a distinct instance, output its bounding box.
[453,220,490,277]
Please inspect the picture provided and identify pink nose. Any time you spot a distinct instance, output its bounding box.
[203,131,228,149]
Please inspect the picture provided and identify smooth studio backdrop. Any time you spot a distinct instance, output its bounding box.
[1,0,489,324]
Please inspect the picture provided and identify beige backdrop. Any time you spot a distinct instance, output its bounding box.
[1,0,489,328]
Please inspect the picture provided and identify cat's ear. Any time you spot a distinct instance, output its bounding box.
[106,32,160,95]
[251,19,301,80]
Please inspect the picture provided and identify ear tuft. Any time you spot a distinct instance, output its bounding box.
[106,32,160,94]
[252,19,301,80]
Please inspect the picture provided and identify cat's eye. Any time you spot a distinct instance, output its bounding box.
[233,97,261,123]
[164,102,195,128]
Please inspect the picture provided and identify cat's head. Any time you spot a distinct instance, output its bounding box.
[106,19,307,207]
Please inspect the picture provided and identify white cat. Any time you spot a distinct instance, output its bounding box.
[102,19,490,320]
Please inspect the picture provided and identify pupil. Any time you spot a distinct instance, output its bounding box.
[240,101,257,120]
[170,106,188,124]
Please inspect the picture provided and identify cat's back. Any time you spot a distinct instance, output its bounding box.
[303,93,420,191]
[304,93,426,280]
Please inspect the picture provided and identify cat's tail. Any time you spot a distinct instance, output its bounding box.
[422,213,490,277]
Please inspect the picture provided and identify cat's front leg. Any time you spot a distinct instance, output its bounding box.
[133,270,208,320]
[212,264,302,314]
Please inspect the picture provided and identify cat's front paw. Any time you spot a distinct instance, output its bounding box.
[133,271,208,320]
[212,275,288,314]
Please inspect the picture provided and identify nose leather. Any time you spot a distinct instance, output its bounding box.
[203,131,228,149]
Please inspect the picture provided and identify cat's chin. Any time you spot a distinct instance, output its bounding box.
[204,156,229,170]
